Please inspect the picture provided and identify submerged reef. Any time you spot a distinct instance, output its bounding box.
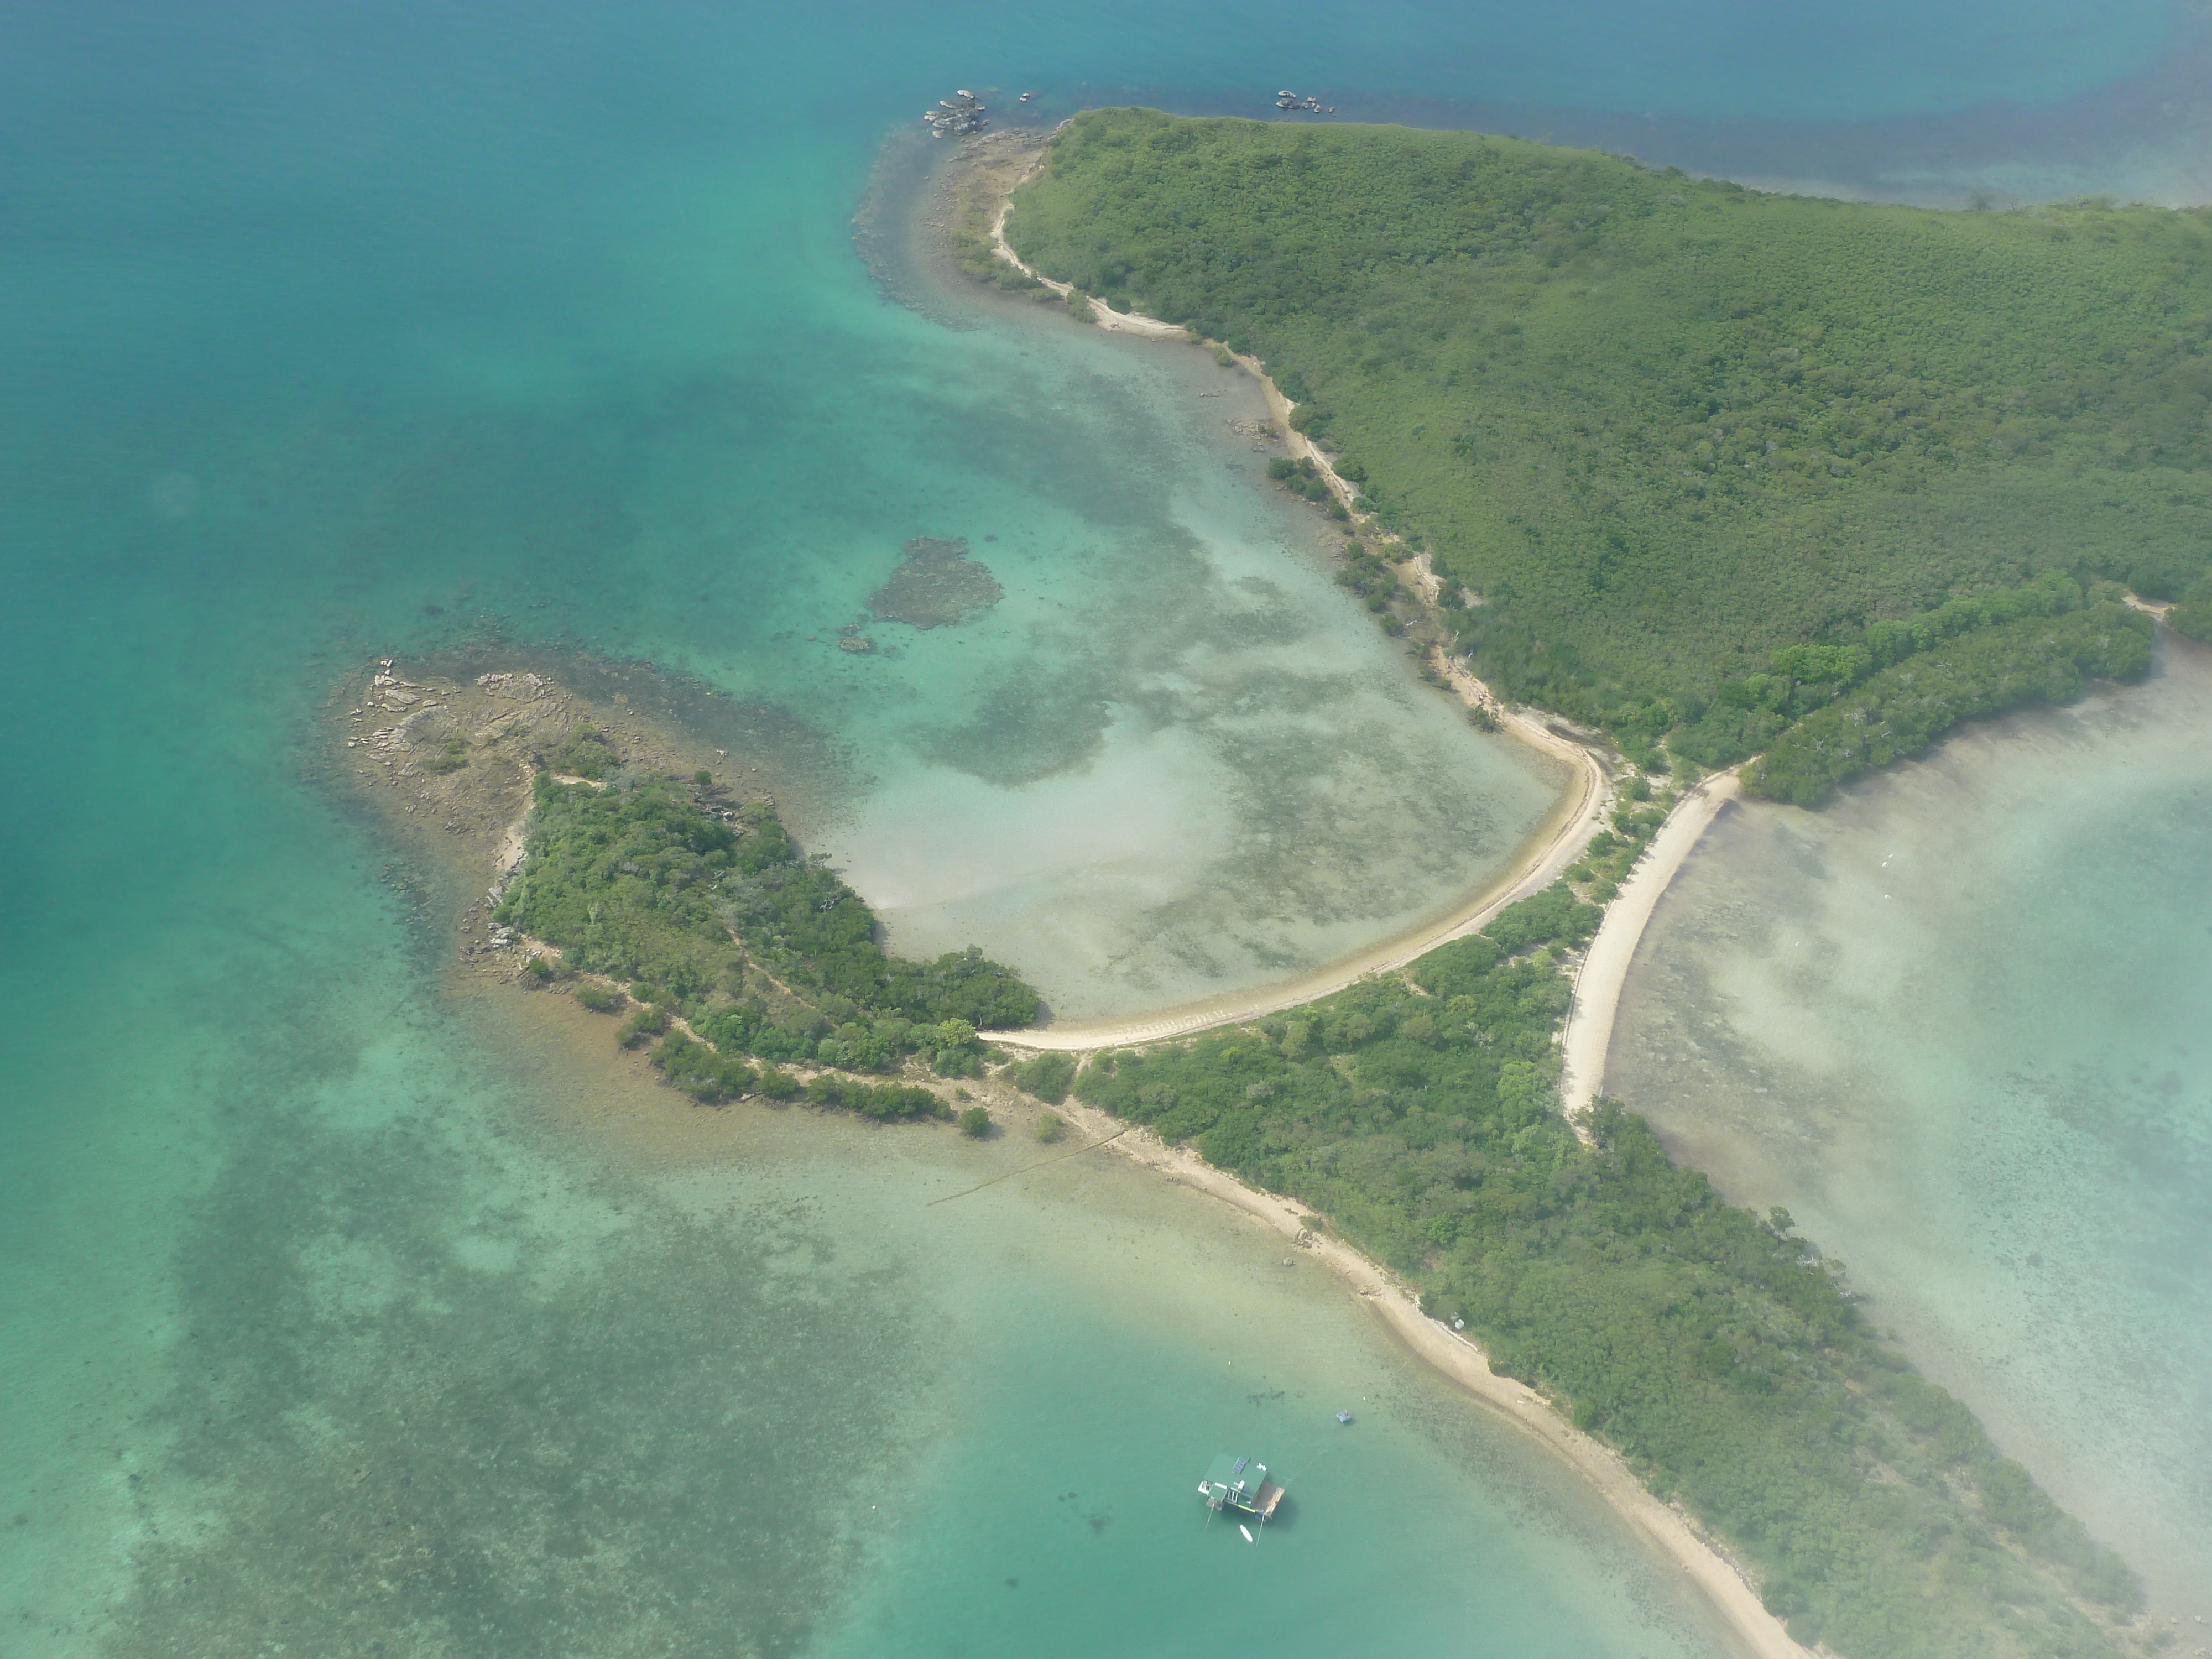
[868,536,1004,629]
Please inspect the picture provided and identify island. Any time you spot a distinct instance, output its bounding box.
[1002,108,2206,799]
[331,113,2206,1659]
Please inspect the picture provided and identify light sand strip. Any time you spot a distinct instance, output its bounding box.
[983,733,1604,1050]
[1559,768,1743,1112]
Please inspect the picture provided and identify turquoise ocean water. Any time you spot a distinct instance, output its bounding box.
[1,2,2195,1652]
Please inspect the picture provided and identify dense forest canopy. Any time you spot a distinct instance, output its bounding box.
[494,770,1039,1100]
[1009,111,2212,749]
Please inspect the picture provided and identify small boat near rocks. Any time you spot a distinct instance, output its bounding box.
[923,88,988,138]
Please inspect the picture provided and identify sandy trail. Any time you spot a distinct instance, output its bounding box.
[1041,1095,1806,1659]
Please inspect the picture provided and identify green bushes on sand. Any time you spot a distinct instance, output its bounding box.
[494,772,1039,1115]
[2173,573,2212,641]
[1073,884,2140,1657]
[1744,601,2153,804]
[1009,1051,1076,1103]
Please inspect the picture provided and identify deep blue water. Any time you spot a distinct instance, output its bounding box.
[1,2,2194,1653]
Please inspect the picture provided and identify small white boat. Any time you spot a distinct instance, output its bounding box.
[1239,1524,1254,1543]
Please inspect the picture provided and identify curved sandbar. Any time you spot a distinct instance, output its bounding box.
[1559,768,1744,1112]
[984,728,1604,1049]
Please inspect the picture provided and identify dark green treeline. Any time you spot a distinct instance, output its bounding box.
[1009,109,2208,786]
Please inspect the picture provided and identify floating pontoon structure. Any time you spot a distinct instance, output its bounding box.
[1198,1454,1285,1524]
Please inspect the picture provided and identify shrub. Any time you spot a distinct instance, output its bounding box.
[618,1005,670,1048]
[2172,573,2212,642]
[959,1106,993,1138]
[1010,1051,1076,1104]
[1035,1112,1066,1144]
[575,983,619,1013]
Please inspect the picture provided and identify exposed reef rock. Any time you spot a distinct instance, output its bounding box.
[868,536,1003,629]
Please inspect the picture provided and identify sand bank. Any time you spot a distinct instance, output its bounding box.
[1559,768,1743,1112]
[983,731,1604,1048]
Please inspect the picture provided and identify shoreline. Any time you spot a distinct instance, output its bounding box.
[1559,768,1744,1112]
[973,134,1613,1050]
[347,646,1801,1655]
[983,737,1603,1049]
[1049,1092,1806,1659]
[974,134,1809,1659]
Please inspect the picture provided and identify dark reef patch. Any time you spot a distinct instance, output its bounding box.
[868,537,1004,630]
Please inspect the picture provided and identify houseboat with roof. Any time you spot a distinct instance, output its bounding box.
[1197,1454,1285,1521]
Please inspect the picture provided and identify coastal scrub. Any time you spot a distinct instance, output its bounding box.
[494,771,1039,1103]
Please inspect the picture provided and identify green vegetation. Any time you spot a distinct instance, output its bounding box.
[573,982,620,1014]
[1073,887,2138,1657]
[2173,572,2212,641]
[1035,1110,1066,1144]
[958,1105,993,1138]
[547,721,619,780]
[1011,110,2210,778]
[1745,599,2152,805]
[494,771,1039,1113]
[1008,1051,1076,1104]
[422,735,469,774]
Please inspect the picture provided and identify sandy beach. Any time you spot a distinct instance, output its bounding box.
[972,141,1611,1050]
[1038,1093,1807,1659]
[1559,768,1744,1111]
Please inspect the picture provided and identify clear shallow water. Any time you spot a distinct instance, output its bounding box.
[1606,637,2212,1621]
[2,1,2200,1652]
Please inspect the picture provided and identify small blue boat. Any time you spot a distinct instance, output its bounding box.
[1335,1410,1354,1425]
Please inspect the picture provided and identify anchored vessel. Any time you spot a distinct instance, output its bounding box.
[922,88,988,138]
[1197,1454,1285,1522]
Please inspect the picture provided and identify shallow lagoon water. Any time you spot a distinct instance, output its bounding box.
[1606,637,2212,1619]
[3,0,2204,1651]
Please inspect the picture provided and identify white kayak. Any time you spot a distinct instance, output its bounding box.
[1239,1524,1254,1543]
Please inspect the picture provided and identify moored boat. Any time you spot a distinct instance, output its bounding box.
[1197,1453,1285,1521]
